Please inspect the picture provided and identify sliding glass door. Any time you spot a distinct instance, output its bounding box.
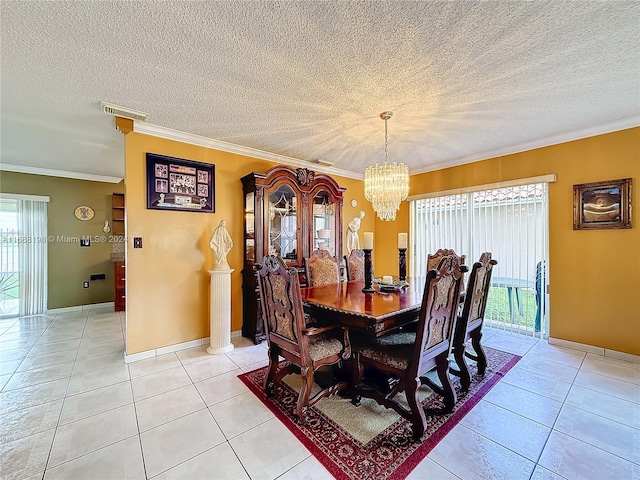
[0,195,49,317]
[410,182,549,339]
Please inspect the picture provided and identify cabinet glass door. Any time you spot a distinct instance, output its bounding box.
[268,184,298,263]
[312,191,336,255]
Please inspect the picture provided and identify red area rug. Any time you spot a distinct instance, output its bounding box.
[239,347,519,480]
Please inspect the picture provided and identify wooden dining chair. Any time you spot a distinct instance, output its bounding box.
[344,249,365,281]
[450,252,497,392]
[349,256,466,441]
[256,255,350,423]
[305,249,340,286]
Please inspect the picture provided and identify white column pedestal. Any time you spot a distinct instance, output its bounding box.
[207,269,235,354]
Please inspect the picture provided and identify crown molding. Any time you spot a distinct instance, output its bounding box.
[133,122,364,180]
[0,163,123,183]
[411,116,640,175]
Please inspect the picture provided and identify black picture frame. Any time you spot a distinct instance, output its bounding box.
[146,153,215,213]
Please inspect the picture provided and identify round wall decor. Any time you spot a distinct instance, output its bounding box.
[74,206,95,221]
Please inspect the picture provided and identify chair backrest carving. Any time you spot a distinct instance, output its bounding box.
[344,249,365,281]
[427,248,463,271]
[256,255,305,347]
[305,249,340,286]
[414,255,465,362]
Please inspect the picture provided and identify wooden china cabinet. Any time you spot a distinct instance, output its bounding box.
[241,166,345,343]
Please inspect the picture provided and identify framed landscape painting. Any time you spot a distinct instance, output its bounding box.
[146,153,215,213]
[573,178,631,230]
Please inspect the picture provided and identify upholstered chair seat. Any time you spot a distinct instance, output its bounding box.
[308,335,344,361]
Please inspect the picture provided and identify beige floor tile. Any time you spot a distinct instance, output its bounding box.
[0,377,70,414]
[182,354,238,383]
[573,370,640,404]
[501,365,572,402]
[406,457,460,480]
[128,353,182,379]
[140,409,226,478]
[565,383,640,429]
[554,404,640,464]
[229,418,311,480]
[209,391,274,439]
[0,399,63,445]
[152,442,249,480]
[538,430,640,480]
[67,363,130,396]
[131,365,192,401]
[194,369,248,406]
[460,400,551,461]
[3,360,74,391]
[428,424,535,480]
[60,380,133,425]
[43,435,145,480]
[482,380,562,427]
[277,455,335,480]
[135,384,206,432]
[48,404,138,468]
[0,429,56,480]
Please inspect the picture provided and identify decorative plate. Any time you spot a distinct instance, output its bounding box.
[74,205,95,221]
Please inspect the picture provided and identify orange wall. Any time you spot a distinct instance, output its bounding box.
[123,132,374,354]
[390,127,639,355]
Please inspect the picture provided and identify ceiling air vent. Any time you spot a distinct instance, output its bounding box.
[101,101,149,121]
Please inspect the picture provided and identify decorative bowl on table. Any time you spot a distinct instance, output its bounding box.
[374,279,410,292]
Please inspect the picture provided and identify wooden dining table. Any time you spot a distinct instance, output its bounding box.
[300,277,427,337]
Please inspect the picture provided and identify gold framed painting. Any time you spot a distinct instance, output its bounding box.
[573,178,631,230]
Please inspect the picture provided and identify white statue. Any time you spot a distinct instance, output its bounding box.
[346,211,365,254]
[210,220,233,270]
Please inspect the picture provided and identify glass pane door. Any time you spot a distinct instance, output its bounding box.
[312,191,336,256]
[0,199,19,316]
[268,184,298,263]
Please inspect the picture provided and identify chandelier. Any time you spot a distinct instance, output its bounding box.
[364,111,410,221]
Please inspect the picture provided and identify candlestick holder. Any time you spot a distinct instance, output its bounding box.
[398,248,407,282]
[362,249,375,293]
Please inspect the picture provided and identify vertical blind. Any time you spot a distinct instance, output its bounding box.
[410,182,549,339]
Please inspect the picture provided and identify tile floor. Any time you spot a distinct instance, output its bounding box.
[0,308,639,480]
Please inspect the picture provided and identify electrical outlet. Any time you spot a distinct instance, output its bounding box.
[133,237,142,248]
[80,238,90,247]
[83,281,89,288]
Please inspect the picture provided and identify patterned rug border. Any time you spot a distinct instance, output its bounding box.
[239,348,521,480]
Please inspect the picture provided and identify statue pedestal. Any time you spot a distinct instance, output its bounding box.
[207,269,235,354]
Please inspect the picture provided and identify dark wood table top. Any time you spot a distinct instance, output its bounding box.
[300,278,427,336]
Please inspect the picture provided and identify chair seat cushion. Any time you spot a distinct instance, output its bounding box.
[308,334,343,361]
[352,331,416,370]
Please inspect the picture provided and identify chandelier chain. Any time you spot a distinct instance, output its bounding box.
[384,117,388,164]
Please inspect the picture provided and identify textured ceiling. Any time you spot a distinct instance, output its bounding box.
[1,1,639,181]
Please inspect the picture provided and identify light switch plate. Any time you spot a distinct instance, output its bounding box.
[133,237,142,248]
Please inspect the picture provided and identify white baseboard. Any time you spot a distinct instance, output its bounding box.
[48,302,115,314]
[231,329,242,338]
[124,337,210,364]
[548,337,640,364]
